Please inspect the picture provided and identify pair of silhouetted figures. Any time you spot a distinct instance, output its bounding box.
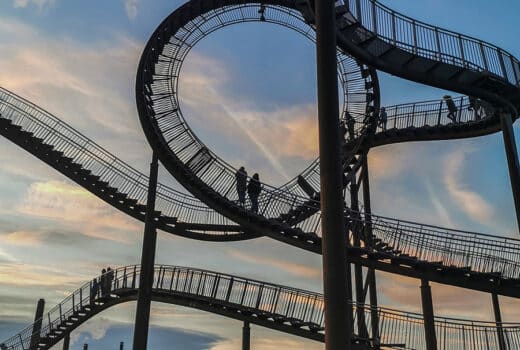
[444,95,488,123]
[90,267,114,303]
[235,167,262,213]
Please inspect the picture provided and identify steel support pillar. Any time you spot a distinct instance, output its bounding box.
[242,321,250,350]
[420,279,437,350]
[351,183,368,339]
[316,0,352,347]
[361,158,380,348]
[132,152,159,350]
[62,333,70,350]
[500,112,520,233]
[30,298,45,349]
[492,293,506,350]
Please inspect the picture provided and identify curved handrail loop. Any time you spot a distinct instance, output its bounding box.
[136,0,379,239]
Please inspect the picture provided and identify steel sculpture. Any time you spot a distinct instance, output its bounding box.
[1,0,520,348]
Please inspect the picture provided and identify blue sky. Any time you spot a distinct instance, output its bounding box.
[1,0,520,349]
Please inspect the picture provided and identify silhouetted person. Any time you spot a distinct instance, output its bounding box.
[235,166,248,206]
[100,268,106,296]
[443,95,457,123]
[258,3,266,21]
[247,173,261,213]
[344,111,356,139]
[90,278,99,304]
[107,267,114,294]
[378,107,387,130]
[468,96,481,120]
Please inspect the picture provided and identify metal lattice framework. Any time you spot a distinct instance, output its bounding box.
[1,0,520,348]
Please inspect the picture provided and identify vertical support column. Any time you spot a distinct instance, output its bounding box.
[120,342,124,350]
[500,112,520,233]
[315,0,352,348]
[30,298,45,349]
[492,293,506,350]
[62,333,70,350]
[83,345,88,350]
[242,321,250,350]
[133,152,159,350]
[361,158,380,348]
[420,279,437,350]
[350,182,368,339]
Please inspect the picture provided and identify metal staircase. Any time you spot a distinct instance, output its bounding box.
[3,265,520,350]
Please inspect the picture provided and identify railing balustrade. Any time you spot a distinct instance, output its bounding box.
[3,265,520,350]
[343,0,520,87]
[0,88,239,235]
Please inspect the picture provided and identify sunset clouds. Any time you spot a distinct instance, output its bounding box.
[0,0,520,348]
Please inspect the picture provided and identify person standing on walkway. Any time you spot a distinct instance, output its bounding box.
[378,107,388,130]
[444,95,458,123]
[90,278,99,304]
[247,173,262,213]
[100,268,106,296]
[235,166,248,206]
[106,267,114,295]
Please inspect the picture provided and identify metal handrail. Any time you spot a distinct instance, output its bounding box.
[342,0,520,86]
[137,1,377,219]
[3,265,519,350]
[376,96,495,133]
[0,87,240,235]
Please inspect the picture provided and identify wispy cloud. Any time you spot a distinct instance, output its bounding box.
[180,54,319,183]
[0,262,87,287]
[17,181,141,243]
[210,336,322,350]
[124,0,138,20]
[443,148,494,225]
[0,18,147,170]
[12,0,54,9]
[228,250,321,279]
[2,231,42,247]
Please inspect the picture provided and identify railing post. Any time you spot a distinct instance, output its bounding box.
[30,298,45,350]
[458,35,465,63]
[316,0,353,348]
[420,279,437,350]
[133,151,159,350]
[492,293,506,350]
[62,333,70,350]
[371,0,377,34]
[479,42,489,71]
[355,0,361,23]
[412,20,418,54]
[242,321,250,350]
[498,50,508,80]
[434,28,441,60]
[437,100,443,125]
[391,12,396,45]
[499,112,520,234]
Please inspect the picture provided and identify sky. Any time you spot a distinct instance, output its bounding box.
[1,0,520,349]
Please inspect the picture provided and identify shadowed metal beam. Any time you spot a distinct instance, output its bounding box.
[316,0,352,348]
